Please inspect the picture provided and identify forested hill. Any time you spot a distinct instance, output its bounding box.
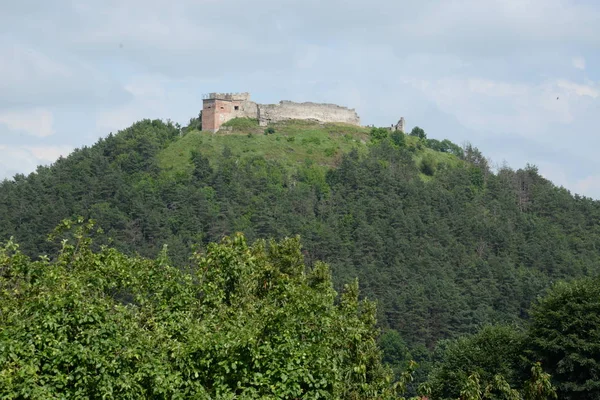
[1,117,600,353]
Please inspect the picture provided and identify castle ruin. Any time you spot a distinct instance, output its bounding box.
[393,117,405,133]
[201,92,361,132]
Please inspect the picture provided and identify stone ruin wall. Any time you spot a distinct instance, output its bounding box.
[257,101,360,127]
[202,93,361,132]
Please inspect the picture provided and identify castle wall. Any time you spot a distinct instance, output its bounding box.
[201,93,361,132]
[257,101,360,127]
[202,98,258,132]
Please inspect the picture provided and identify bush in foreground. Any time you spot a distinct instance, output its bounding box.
[0,220,394,399]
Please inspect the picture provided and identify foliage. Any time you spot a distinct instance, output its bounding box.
[419,153,438,176]
[429,325,526,399]
[523,363,557,400]
[190,150,213,182]
[391,131,406,147]
[221,117,259,131]
[0,222,396,399]
[370,127,390,142]
[456,364,556,400]
[426,138,464,158]
[380,330,410,369]
[264,126,276,135]
[2,117,600,394]
[527,277,600,400]
[184,111,202,133]
[410,126,427,139]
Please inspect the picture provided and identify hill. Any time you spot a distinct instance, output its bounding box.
[1,116,600,378]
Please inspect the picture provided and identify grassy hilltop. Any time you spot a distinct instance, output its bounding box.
[158,118,462,179]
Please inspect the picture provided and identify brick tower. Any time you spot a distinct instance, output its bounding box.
[201,92,254,133]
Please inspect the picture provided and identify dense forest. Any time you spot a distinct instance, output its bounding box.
[1,118,600,398]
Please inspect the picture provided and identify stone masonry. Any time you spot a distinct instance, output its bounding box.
[201,92,360,132]
[394,117,405,133]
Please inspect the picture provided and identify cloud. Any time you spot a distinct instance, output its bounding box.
[0,108,55,137]
[557,80,599,98]
[95,75,203,134]
[6,0,596,80]
[0,144,74,180]
[24,145,73,162]
[572,57,586,70]
[0,146,41,180]
[572,175,600,199]
[537,163,600,199]
[0,38,130,108]
[405,77,600,140]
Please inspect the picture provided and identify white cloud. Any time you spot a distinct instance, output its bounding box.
[406,77,599,140]
[95,75,202,134]
[572,57,586,70]
[0,145,74,180]
[0,146,40,179]
[96,77,168,133]
[573,175,600,199]
[557,80,599,98]
[0,108,55,137]
[24,146,73,162]
[0,38,129,108]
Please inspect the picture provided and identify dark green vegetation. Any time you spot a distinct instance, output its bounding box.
[527,276,600,399]
[0,222,393,398]
[1,117,599,398]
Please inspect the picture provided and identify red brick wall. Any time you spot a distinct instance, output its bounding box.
[202,99,245,132]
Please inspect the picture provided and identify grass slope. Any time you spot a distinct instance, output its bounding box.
[158,118,463,177]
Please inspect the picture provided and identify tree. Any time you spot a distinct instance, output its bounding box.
[410,126,426,140]
[391,131,406,147]
[190,149,213,182]
[527,276,600,400]
[428,325,526,399]
[0,220,397,399]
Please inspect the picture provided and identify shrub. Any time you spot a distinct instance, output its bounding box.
[370,127,389,141]
[420,154,437,176]
[222,117,259,131]
[324,147,337,157]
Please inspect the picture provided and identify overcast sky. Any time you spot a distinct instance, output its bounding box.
[1,0,599,197]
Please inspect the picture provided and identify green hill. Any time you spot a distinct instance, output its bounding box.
[1,116,600,392]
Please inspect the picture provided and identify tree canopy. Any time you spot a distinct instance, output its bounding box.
[0,221,394,399]
[527,276,600,400]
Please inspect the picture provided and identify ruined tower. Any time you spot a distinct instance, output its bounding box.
[201,92,258,133]
[394,117,405,133]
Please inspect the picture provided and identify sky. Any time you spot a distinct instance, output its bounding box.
[1,0,599,198]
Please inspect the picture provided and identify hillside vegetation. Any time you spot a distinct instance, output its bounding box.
[158,118,460,178]
[1,117,600,398]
